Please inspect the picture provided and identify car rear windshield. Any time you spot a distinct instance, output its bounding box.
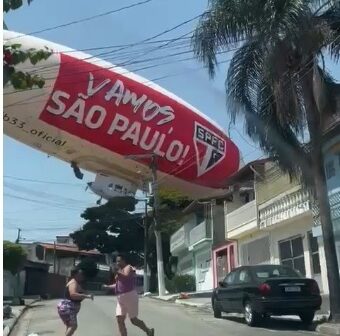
[252,265,301,279]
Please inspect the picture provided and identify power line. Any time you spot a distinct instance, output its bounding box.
[5,0,154,40]
[4,175,84,186]
[15,13,203,78]
[4,182,92,206]
[230,127,260,150]
[4,193,85,211]
[4,50,234,109]
[49,36,191,55]
[23,38,192,75]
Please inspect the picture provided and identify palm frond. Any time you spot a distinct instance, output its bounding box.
[192,0,310,76]
[226,40,265,120]
[317,4,340,61]
[246,80,314,188]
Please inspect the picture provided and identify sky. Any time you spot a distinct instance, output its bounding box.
[3,0,339,243]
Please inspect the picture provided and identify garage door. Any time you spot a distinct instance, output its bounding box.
[240,236,270,265]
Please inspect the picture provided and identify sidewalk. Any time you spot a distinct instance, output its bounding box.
[3,299,37,336]
[154,292,331,318]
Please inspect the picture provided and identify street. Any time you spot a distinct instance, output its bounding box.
[12,296,319,336]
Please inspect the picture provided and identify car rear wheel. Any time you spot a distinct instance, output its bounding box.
[212,299,222,319]
[299,311,315,325]
[244,301,261,327]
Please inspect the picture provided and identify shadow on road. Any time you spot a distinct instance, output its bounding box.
[31,330,55,334]
[222,315,318,332]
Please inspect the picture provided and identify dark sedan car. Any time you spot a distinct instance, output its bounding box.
[212,265,322,326]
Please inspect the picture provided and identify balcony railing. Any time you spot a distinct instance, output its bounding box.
[259,189,311,229]
[170,226,186,254]
[226,200,257,233]
[170,220,197,254]
[189,220,212,247]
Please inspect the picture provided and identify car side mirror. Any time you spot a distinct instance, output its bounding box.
[219,281,227,287]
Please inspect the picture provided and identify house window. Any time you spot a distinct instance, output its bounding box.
[308,231,321,275]
[279,236,306,276]
[325,160,335,179]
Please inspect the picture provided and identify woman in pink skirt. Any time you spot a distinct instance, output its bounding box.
[103,253,154,336]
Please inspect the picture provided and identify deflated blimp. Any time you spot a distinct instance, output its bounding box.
[3,30,240,198]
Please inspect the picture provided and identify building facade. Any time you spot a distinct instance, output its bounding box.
[170,200,226,291]
[223,161,329,293]
[313,108,340,270]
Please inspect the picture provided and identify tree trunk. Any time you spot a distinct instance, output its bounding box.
[313,150,340,322]
[302,67,340,322]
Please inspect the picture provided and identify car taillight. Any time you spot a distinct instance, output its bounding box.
[309,281,320,295]
[259,283,271,296]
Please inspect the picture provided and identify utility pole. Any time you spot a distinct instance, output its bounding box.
[15,228,21,244]
[53,240,57,274]
[125,153,166,296]
[143,193,149,294]
[150,154,166,296]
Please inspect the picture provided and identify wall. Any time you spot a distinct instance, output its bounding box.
[269,215,313,274]
[194,245,213,291]
[238,231,271,266]
[58,257,76,276]
[3,270,25,298]
[212,203,226,246]
[44,251,77,276]
[236,214,326,291]
[256,162,299,205]
[176,250,194,276]
[267,214,326,292]
[20,243,39,262]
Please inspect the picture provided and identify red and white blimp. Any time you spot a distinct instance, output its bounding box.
[4,30,240,198]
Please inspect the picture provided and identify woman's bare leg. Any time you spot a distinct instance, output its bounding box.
[130,317,154,335]
[65,325,77,336]
[117,316,127,336]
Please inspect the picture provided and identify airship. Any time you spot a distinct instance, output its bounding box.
[3,30,240,198]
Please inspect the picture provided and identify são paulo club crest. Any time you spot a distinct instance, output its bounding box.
[194,122,226,177]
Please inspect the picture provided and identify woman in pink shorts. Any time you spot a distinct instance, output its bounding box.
[103,253,154,336]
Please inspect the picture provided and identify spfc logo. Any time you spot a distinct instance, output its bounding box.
[194,122,226,177]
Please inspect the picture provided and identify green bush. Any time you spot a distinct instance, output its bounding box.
[165,274,196,293]
[3,241,26,275]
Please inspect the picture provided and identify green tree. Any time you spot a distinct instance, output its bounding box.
[3,0,52,89]
[71,197,145,265]
[77,257,99,280]
[3,240,26,274]
[71,192,191,291]
[192,0,340,321]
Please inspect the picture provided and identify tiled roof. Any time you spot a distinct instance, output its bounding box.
[39,243,101,255]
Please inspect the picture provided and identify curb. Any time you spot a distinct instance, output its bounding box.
[174,299,210,309]
[149,295,179,303]
[3,300,39,336]
[3,307,27,336]
[317,322,340,336]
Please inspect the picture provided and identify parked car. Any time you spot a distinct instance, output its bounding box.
[212,264,322,326]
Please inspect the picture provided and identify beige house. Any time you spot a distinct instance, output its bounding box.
[256,163,327,293]
[225,161,328,294]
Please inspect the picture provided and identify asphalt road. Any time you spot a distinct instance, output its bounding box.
[12,296,319,336]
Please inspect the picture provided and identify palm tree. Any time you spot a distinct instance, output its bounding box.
[192,0,340,321]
